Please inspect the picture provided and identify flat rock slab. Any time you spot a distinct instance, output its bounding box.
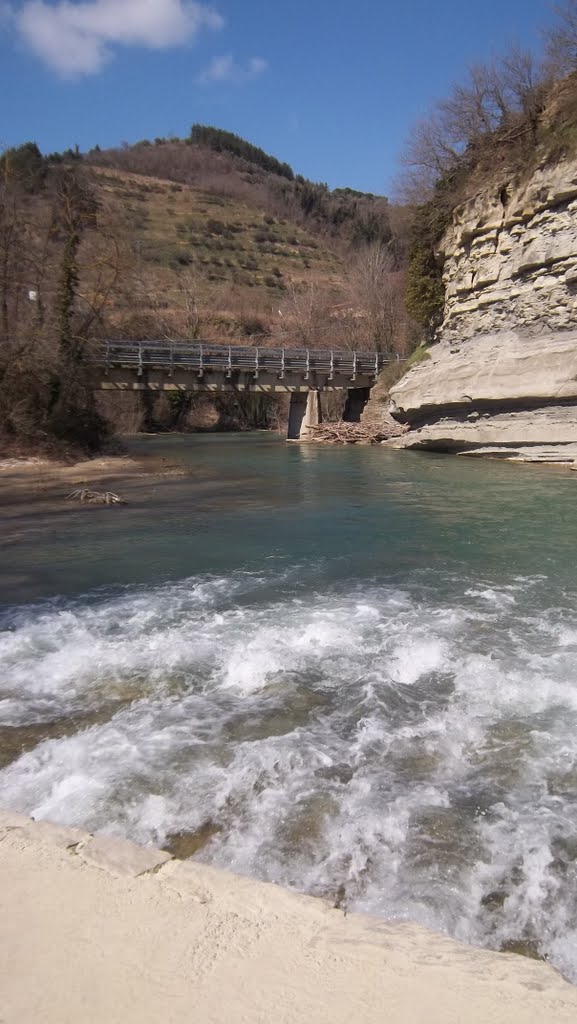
[2,812,577,1023]
[0,808,31,830]
[19,821,90,850]
[79,835,173,877]
[457,445,577,463]
[0,811,90,850]
[389,330,577,418]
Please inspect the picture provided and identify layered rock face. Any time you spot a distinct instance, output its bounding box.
[442,160,577,340]
[390,158,577,461]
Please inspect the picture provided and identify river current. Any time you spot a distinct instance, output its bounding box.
[1,435,577,978]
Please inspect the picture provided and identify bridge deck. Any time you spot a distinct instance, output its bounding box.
[96,341,394,378]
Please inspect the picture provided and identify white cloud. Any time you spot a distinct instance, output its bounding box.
[15,0,224,75]
[247,56,267,76]
[197,53,268,84]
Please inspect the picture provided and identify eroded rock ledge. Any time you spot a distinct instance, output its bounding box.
[389,330,577,461]
[387,157,577,461]
[1,807,577,1023]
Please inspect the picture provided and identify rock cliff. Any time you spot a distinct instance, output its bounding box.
[390,158,577,462]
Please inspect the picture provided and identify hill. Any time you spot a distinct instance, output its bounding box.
[86,126,409,258]
[59,127,413,348]
[0,134,414,452]
[87,164,345,342]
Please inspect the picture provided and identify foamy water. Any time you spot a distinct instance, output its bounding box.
[2,564,577,980]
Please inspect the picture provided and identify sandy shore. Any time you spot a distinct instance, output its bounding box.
[1,810,576,1024]
[0,451,186,498]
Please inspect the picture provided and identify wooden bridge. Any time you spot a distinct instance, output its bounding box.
[94,341,395,439]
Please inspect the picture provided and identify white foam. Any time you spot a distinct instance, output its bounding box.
[388,637,448,686]
[2,570,577,980]
[465,588,517,608]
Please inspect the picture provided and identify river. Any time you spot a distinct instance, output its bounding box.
[1,434,577,979]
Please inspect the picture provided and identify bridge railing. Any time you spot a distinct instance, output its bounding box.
[95,341,396,379]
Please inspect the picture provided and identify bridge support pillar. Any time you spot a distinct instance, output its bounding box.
[343,387,371,423]
[287,391,322,440]
[301,390,322,439]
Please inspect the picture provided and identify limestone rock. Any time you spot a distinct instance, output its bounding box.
[79,835,173,877]
[390,330,577,418]
[388,156,577,460]
[440,158,577,341]
[20,820,90,850]
[389,331,577,459]
[0,808,31,830]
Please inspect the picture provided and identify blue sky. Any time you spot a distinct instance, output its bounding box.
[0,0,558,194]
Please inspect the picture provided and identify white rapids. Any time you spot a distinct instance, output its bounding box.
[1,569,577,980]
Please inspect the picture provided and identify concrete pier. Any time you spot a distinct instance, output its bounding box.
[287,393,307,440]
[287,390,322,440]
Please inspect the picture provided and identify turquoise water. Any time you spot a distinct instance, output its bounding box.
[1,435,577,977]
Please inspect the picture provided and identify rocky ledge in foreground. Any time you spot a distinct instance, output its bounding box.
[388,330,577,464]
[1,807,577,1023]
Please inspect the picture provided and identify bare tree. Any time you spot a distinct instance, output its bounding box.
[276,282,335,348]
[440,63,504,144]
[126,265,214,341]
[0,150,127,453]
[398,48,545,203]
[544,0,577,75]
[76,225,128,341]
[347,245,408,354]
[398,114,461,203]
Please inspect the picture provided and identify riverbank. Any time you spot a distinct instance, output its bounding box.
[1,809,576,1024]
[0,450,188,499]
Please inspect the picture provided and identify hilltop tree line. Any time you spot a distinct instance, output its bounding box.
[190,125,295,181]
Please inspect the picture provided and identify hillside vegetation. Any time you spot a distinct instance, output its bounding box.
[88,125,408,256]
[0,132,414,454]
[89,165,345,340]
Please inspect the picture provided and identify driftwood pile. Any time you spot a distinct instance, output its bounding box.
[66,489,127,505]
[309,419,408,445]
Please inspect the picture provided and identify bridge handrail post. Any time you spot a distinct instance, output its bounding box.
[329,350,334,380]
[305,349,310,380]
[352,350,357,381]
[198,344,204,378]
[138,340,143,377]
[280,348,285,379]
[169,341,174,377]
[254,347,260,378]
[374,352,379,378]
[227,346,232,378]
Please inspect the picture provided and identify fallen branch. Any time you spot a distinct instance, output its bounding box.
[66,489,127,505]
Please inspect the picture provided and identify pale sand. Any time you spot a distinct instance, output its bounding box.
[1,812,577,1023]
[0,453,186,497]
